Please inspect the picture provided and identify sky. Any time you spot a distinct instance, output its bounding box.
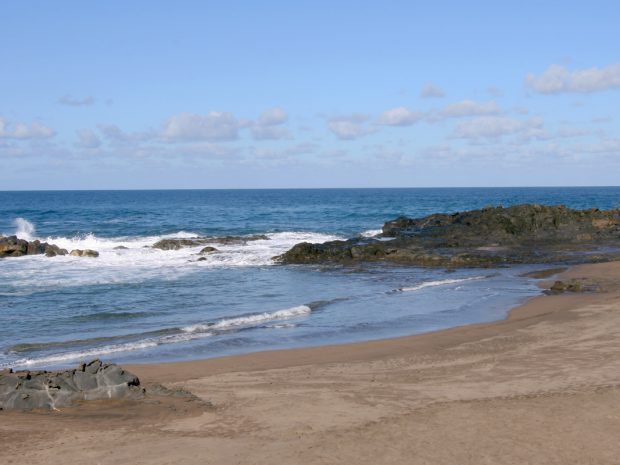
[1,1,619,189]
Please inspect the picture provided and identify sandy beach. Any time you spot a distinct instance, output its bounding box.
[2,261,620,465]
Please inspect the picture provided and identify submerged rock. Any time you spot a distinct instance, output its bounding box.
[0,235,68,259]
[199,246,218,254]
[0,359,143,410]
[277,205,620,267]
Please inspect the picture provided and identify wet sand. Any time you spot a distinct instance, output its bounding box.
[2,261,620,464]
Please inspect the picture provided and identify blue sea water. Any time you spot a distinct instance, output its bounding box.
[1,187,619,369]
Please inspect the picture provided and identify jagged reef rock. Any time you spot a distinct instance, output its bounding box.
[0,360,143,410]
[0,235,68,258]
[277,205,620,267]
[152,234,269,250]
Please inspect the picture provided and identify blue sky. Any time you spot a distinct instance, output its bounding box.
[1,1,619,189]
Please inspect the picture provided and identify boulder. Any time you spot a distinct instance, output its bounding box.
[0,360,144,410]
[0,235,68,259]
[199,246,218,254]
[0,236,29,257]
[69,249,99,257]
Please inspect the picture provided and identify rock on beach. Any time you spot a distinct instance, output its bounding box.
[0,360,143,410]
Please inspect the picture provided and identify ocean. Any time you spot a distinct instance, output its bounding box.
[1,187,619,370]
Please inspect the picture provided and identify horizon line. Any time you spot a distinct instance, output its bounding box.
[1,185,619,193]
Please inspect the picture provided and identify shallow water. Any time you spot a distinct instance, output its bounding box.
[1,187,618,369]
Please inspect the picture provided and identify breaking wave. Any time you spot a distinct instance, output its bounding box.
[397,276,487,292]
[3,303,317,369]
[1,218,342,294]
[182,305,312,333]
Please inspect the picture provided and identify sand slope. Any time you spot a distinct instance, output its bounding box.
[2,262,620,464]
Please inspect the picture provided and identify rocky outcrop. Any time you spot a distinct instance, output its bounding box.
[69,249,99,257]
[211,234,269,245]
[0,235,68,258]
[152,234,269,250]
[277,205,620,267]
[0,360,143,410]
[152,238,203,250]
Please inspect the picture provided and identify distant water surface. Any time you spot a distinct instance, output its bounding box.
[1,187,618,369]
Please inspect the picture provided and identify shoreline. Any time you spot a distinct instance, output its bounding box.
[125,263,592,384]
[3,260,620,464]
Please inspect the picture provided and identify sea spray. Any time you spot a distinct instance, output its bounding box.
[13,218,35,241]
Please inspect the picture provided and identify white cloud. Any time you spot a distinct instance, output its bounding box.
[453,116,544,140]
[161,112,241,141]
[75,128,101,148]
[98,124,155,143]
[556,127,590,138]
[440,100,500,118]
[327,114,374,140]
[328,121,369,140]
[580,138,620,155]
[420,83,445,98]
[378,107,422,126]
[251,126,291,140]
[258,107,288,126]
[58,95,95,106]
[526,63,620,94]
[251,107,290,139]
[0,118,55,139]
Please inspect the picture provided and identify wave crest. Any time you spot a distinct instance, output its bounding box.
[398,276,487,292]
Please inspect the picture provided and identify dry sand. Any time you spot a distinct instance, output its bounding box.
[2,261,620,465]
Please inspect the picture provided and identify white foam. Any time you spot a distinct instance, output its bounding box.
[13,218,35,241]
[1,219,342,295]
[399,276,486,292]
[2,330,217,370]
[182,305,311,333]
[4,341,159,369]
[360,228,383,238]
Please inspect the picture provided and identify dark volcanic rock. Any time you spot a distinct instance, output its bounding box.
[277,205,620,267]
[153,235,270,250]
[0,359,143,410]
[152,238,205,250]
[546,278,599,294]
[0,235,68,259]
[210,234,270,245]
